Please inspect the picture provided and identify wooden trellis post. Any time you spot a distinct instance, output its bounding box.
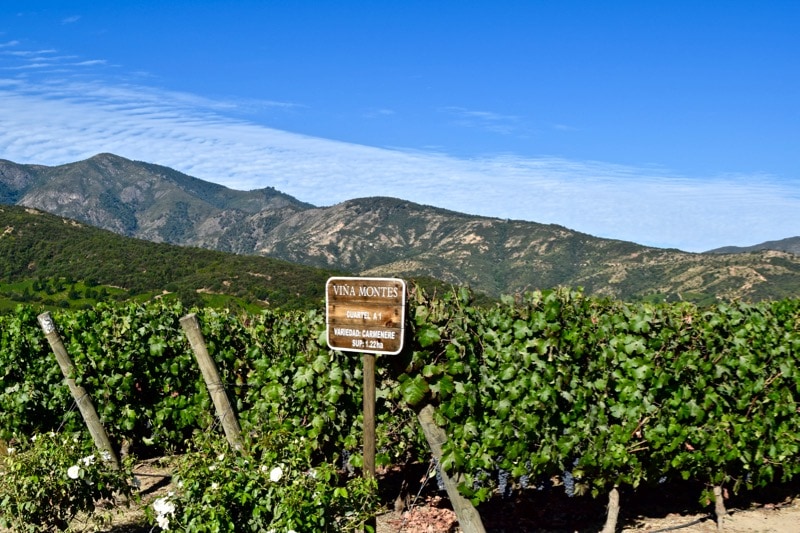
[37,311,120,469]
[180,313,243,450]
[417,404,486,533]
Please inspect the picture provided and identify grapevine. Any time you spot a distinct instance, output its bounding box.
[0,287,798,528]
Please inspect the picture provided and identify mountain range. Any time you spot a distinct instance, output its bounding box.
[1,153,798,303]
[706,237,800,256]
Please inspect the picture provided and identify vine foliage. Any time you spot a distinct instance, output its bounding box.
[0,288,799,526]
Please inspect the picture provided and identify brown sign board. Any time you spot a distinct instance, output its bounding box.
[326,277,406,355]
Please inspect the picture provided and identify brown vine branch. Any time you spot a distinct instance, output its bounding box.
[630,416,651,439]
[745,371,782,419]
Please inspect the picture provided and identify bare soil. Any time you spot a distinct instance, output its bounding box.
[377,469,800,533]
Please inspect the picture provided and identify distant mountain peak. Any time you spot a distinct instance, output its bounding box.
[706,236,800,256]
[1,153,799,302]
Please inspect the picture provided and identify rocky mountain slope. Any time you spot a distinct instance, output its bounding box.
[2,153,799,302]
[707,236,800,256]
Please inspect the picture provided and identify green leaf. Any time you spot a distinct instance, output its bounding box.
[500,364,517,381]
[432,374,455,397]
[422,364,441,378]
[149,337,167,356]
[293,366,314,388]
[416,325,441,348]
[400,375,430,406]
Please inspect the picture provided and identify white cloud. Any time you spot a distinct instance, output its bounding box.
[0,65,796,252]
[553,123,578,132]
[73,59,107,67]
[440,106,521,135]
[364,108,396,118]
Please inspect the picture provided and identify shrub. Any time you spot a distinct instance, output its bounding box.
[151,430,378,532]
[0,431,136,532]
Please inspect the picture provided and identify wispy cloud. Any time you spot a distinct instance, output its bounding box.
[0,43,796,252]
[553,123,578,132]
[440,106,522,135]
[61,16,81,25]
[2,49,60,58]
[0,45,79,73]
[73,59,107,67]
[364,108,396,118]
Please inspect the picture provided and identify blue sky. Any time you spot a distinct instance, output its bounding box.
[0,1,798,252]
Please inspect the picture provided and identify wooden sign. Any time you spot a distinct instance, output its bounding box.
[325,276,406,354]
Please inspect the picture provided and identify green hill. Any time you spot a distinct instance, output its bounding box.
[0,205,345,311]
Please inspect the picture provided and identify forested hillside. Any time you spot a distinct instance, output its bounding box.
[0,205,343,311]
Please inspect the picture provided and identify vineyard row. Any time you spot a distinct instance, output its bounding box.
[1,287,799,509]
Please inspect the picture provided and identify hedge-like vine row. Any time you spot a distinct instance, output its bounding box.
[401,288,800,504]
[0,300,423,475]
[1,288,799,508]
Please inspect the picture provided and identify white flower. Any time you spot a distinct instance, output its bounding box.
[260,465,269,473]
[217,453,225,461]
[152,496,175,514]
[100,450,112,462]
[67,465,81,479]
[156,515,171,530]
[81,455,96,466]
[5,447,14,455]
[153,495,176,531]
[269,466,283,482]
[210,482,219,490]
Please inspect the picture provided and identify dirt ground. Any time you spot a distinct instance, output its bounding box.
[69,458,800,533]
[382,499,800,533]
[380,482,800,533]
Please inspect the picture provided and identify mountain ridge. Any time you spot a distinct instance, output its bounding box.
[2,153,799,303]
[706,237,800,256]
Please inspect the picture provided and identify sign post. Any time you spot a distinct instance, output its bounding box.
[325,276,406,520]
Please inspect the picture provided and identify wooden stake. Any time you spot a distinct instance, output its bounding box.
[362,352,377,532]
[363,353,376,479]
[180,313,243,450]
[417,404,486,533]
[37,311,120,469]
[714,485,727,530]
[601,486,620,533]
